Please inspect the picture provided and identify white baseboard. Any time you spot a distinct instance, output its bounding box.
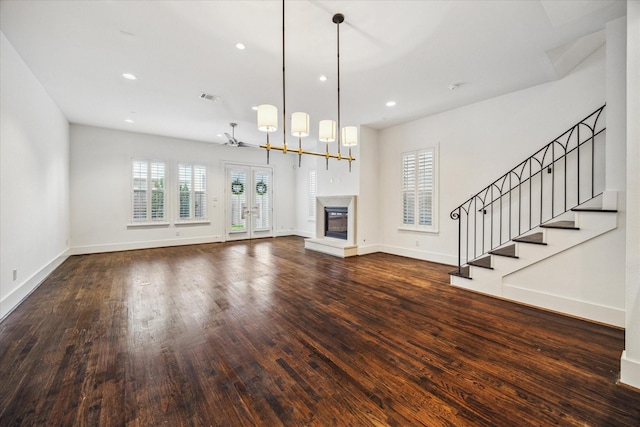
[357,243,382,255]
[1,249,70,321]
[71,235,224,255]
[380,244,457,265]
[277,229,313,238]
[503,283,625,327]
[621,351,640,390]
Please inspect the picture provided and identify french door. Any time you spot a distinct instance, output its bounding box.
[225,164,273,240]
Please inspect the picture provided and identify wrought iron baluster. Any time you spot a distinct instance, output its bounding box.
[448,105,605,268]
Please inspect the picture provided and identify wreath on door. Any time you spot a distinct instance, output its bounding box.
[256,181,268,195]
[231,179,245,195]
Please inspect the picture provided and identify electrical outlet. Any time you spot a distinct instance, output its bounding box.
[13,269,17,281]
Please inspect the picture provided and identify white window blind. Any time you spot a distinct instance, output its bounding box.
[402,147,437,231]
[178,164,207,221]
[308,170,317,220]
[132,160,165,222]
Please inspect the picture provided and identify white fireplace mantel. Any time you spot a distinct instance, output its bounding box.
[304,195,357,257]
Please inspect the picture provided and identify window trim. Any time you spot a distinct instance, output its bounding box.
[399,145,439,233]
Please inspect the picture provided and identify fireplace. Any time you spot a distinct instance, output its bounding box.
[305,195,357,257]
[325,207,348,240]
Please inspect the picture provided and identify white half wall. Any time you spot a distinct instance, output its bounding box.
[70,124,296,253]
[1,32,70,319]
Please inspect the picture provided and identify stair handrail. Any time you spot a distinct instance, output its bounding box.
[450,105,606,275]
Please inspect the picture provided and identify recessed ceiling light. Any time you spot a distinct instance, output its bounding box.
[125,118,134,123]
[122,73,137,80]
[319,75,328,82]
[386,101,396,107]
[236,43,246,50]
[251,106,259,111]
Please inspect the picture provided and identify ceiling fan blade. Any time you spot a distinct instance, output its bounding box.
[237,141,259,148]
[224,132,238,144]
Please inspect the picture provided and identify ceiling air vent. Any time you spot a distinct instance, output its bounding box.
[200,93,220,101]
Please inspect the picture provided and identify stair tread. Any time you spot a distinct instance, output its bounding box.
[489,244,518,258]
[540,220,579,230]
[513,232,546,245]
[449,265,471,279]
[571,207,618,213]
[468,256,493,269]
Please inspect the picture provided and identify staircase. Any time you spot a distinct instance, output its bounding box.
[449,197,618,296]
[448,105,618,317]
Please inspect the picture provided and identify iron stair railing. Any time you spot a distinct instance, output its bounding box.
[450,105,606,276]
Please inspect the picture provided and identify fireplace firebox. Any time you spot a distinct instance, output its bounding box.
[324,207,348,240]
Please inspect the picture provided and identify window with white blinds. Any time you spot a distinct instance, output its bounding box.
[308,170,317,220]
[178,164,207,221]
[132,160,166,222]
[402,147,437,232]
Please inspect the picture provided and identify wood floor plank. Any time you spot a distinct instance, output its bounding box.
[1,236,639,426]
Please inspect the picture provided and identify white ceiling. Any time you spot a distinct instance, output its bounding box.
[0,0,626,148]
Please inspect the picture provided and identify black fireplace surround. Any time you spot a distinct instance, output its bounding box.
[324,207,348,240]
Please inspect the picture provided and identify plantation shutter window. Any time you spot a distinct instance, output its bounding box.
[178,164,207,221]
[401,147,438,232]
[308,170,317,220]
[132,160,166,223]
[402,153,416,225]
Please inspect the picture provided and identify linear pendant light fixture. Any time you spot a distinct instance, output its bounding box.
[257,0,357,171]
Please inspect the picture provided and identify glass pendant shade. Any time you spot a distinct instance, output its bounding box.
[257,104,278,132]
[291,112,310,137]
[318,120,336,142]
[341,126,358,146]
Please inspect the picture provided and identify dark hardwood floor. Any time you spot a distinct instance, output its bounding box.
[1,236,639,426]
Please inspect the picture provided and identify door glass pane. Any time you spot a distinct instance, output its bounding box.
[254,170,270,231]
[230,169,247,232]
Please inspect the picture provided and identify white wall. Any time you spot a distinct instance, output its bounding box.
[500,16,629,328]
[70,124,296,253]
[316,139,359,197]
[0,32,70,319]
[356,126,380,254]
[621,0,640,390]
[293,153,319,238]
[379,44,607,266]
[376,37,628,325]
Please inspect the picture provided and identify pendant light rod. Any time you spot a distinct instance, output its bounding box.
[333,13,344,159]
[258,3,356,169]
[282,0,287,154]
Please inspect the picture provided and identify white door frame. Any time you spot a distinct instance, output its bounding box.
[225,163,274,241]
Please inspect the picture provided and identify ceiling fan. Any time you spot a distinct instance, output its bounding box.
[223,122,255,148]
